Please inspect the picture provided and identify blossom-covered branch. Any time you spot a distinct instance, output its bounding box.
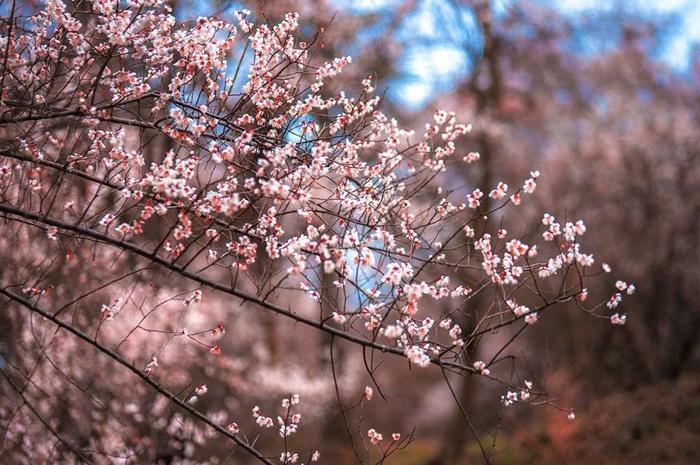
[0,1,633,464]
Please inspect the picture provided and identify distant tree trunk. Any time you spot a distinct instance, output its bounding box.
[430,133,494,465]
[431,2,500,463]
[428,319,479,465]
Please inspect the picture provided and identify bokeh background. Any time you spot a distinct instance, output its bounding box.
[2,0,698,464]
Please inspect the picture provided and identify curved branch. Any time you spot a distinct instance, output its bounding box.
[0,202,478,375]
[0,286,275,465]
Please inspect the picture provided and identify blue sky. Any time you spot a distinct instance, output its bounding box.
[340,0,700,107]
[555,0,700,69]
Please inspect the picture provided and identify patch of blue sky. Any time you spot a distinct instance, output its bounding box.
[527,1,698,71]
[342,11,401,58]
[337,0,699,108]
[389,0,478,108]
[338,0,404,14]
[555,0,700,70]
[284,114,319,147]
[0,1,16,17]
[388,45,470,109]
[175,0,247,21]
[224,39,254,92]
